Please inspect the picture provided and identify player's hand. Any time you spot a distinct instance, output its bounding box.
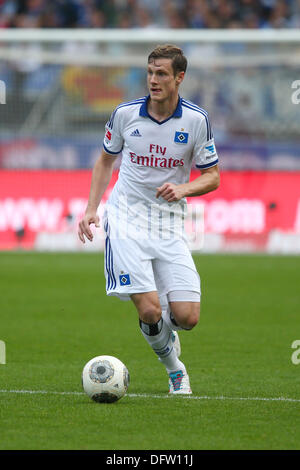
[156,183,185,202]
[78,211,100,243]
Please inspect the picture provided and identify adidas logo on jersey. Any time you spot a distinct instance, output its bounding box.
[130,129,142,137]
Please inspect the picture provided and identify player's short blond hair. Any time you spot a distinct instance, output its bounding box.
[148,44,187,76]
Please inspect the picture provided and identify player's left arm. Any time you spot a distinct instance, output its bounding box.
[156,164,220,202]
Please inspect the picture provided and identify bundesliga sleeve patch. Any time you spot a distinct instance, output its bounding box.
[204,143,217,160]
[174,131,189,144]
[119,274,131,286]
[205,143,216,155]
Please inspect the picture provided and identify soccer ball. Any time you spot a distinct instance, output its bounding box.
[82,355,130,403]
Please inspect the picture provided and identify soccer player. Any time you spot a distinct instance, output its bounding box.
[78,44,220,394]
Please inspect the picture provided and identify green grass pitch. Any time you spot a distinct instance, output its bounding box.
[0,252,299,450]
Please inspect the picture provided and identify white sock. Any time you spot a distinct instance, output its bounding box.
[139,317,185,373]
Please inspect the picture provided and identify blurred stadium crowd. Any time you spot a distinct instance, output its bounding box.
[0,0,300,172]
[0,0,299,29]
[0,1,300,251]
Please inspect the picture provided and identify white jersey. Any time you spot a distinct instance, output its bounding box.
[103,95,218,240]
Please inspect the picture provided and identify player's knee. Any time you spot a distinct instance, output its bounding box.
[172,302,200,330]
[184,312,199,330]
[139,303,161,324]
[189,304,201,328]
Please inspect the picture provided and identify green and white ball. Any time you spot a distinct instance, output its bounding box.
[82,355,130,403]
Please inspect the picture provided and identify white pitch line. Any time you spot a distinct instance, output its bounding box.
[0,389,300,403]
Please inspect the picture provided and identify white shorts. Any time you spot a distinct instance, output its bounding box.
[103,220,201,302]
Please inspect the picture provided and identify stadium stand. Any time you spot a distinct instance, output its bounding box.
[0,0,299,30]
[0,1,300,252]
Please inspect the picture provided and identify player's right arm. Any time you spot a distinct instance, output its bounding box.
[78,149,118,243]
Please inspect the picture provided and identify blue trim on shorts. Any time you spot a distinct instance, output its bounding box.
[104,224,116,290]
[109,238,116,289]
[105,236,110,290]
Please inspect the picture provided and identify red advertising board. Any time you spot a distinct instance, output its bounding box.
[0,170,299,250]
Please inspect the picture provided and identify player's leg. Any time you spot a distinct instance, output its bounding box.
[168,293,200,331]
[164,293,200,395]
[131,291,186,375]
[158,292,181,356]
[159,293,200,358]
[152,246,201,394]
[103,222,187,390]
